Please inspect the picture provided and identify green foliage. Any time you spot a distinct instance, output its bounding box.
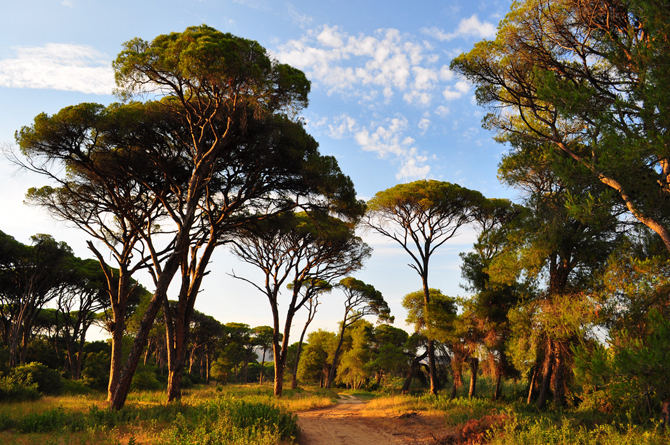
[81,351,111,391]
[298,330,337,384]
[160,398,298,445]
[12,362,62,395]
[575,309,670,414]
[402,288,457,341]
[0,373,41,402]
[130,363,162,391]
[488,415,668,445]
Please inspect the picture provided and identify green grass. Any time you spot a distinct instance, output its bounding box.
[0,384,335,444]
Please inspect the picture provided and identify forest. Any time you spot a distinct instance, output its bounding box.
[1,0,669,443]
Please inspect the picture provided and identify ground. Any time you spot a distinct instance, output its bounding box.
[296,394,453,445]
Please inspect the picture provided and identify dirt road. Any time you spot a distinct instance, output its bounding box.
[296,394,449,445]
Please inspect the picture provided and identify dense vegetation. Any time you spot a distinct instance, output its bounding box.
[1,0,670,442]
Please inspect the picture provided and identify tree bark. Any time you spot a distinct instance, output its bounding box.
[493,368,502,401]
[552,342,565,408]
[468,356,479,399]
[536,337,554,410]
[326,321,348,389]
[527,365,538,405]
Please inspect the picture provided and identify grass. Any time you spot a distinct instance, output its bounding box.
[0,383,336,445]
[360,375,670,445]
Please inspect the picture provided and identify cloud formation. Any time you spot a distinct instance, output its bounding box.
[421,15,497,41]
[0,44,114,95]
[328,114,431,180]
[276,26,463,107]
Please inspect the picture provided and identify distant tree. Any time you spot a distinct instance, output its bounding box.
[55,258,109,380]
[336,320,374,389]
[290,279,329,389]
[0,232,74,367]
[231,211,369,396]
[298,330,337,387]
[367,324,410,386]
[402,288,458,395]
[326,278,391,388]
[188,311,224,382]
[365,180,486,394]
[253,326,275,385]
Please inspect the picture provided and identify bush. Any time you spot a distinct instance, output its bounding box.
[12,362,62,395]
[81,350,110,391]
[131,364,161,391]
[61,378,94,395]
[0,374,41,402]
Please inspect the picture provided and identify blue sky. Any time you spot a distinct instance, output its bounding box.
[0,0,517,337]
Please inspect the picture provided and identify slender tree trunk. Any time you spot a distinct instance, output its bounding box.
[326,323,348,389]
[107,303,125,402]
[527,365,538,405]
[493,368,502,401]
[427,339,439,395]
[401,359,419,394]
[260,350,266,385]
[468,356,479,399]
[292,307,315,390]
[536,337,554,410]
[272,340,284,396]
[109,284,169,410]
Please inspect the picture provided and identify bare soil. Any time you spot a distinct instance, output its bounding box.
[296,394,452,445]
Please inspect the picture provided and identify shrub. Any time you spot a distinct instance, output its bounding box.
[131,364,161,391]
[81,350,110,391]
[0,373,41,402]
[12,362,62,395]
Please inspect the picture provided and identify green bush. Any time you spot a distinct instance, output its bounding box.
[131,364,161,391]
[0,373,41,402]
[12,362,62,395]
[60,378,94,395]
[81,350,110,391]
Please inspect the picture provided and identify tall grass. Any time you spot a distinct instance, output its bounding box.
[0,384,335,444]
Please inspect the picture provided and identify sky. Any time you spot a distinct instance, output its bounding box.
[0,0,518,340]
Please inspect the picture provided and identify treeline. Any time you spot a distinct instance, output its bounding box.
[3,0,669,425]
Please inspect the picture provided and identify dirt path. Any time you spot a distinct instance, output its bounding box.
[296,394,449,445]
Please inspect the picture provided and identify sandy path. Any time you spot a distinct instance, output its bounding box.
[296,394,448,445]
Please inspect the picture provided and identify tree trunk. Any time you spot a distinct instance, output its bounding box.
[272,339,284,396]
[552,342,565,408]
[326,323,347,389]
[427,339,439,395]
[527,365,538,405]
[536,338,554,410]
[107,304,125,402]
[260,350,266,385]
[401,359,419,394]
[493,369,502,401]
[109,286,166,410]
[468,356,479,399]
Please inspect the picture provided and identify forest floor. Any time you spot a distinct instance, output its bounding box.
[296,394,454,445]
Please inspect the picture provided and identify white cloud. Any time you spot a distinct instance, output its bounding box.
[0,44,114,95]
[418,118,430,133]
[422,15,497,41]
[317,26,345,48]
[328,114,358,139]
[61,0,74,7]
[442,80,471,101]
[435,105,450,116]
[276,26,445,106]
[286,3,313,28]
